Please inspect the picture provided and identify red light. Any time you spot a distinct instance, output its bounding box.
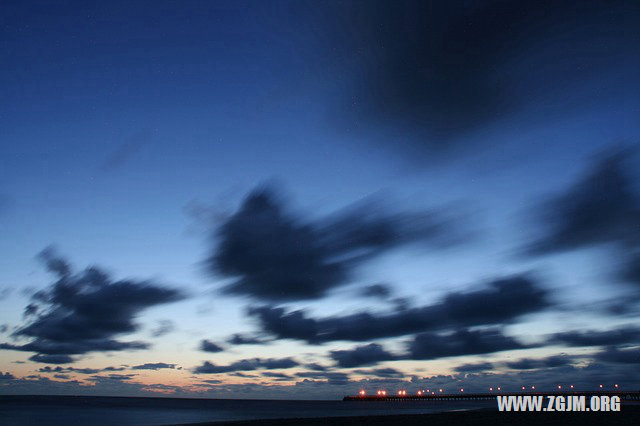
[558,385,562,389]
[359,390,365,396]
[417,391,422,396]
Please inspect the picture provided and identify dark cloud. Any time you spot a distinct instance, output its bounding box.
[294,371,328,379]
[527,150,640,291]
[0,249,184,363]
[594,346,640,364]
[505,355,575,370]
[454,362,494,373]
[408,328,526,360]
[358,284,392,299]
[131,363,176,370]
[260,358,299,369]
[294,371,351,385]
[28,354,74,364]
[2,339,148,358]
[438,276,548,325]
[39,366,125,374]
[90,366,126,372]
[150,320,175,338]
[249,275,548,343]
[193,357,299,374]
[529,151,640,255]
[323,372,351,385]
[306,1,640,151]
[623,253,640,286]
[352,368,404,378]
[226,333,268,345]
[23,304,38,317]
[330,343,397,368]
[261,372,292,380]
[194,360,256,374]
[549,327,640,348]
[209,186,470,301]
[88,374,137,383]
[229,372,258,378]
[0,371,16,380]
[38,366,73,374]
[200,339,224,353]
[303,363,328,372]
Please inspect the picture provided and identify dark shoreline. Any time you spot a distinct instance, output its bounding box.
[180,405,640,426]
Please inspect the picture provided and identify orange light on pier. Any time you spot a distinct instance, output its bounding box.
[558,385,562,389]
[531,386,535,390]
[417,391,422,396]
[599,384,603,389]
[460,388,464,392]
[615,384,619,388]
[489,387,493,391]
[570,385,574,389]
[438,388,443,393]
[497,387,501,391]
[359,390,366,396]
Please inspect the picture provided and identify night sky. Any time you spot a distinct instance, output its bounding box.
[1,0,640,399]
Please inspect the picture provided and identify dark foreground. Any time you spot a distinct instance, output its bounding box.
[1,395,637,425]
[187,405,640,426]
[0,395,492,425]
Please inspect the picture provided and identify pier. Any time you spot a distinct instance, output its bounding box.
[343,390,640,402]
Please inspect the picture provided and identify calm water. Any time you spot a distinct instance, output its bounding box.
[0,395,494,425]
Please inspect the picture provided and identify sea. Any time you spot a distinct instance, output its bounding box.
[0,395,495,425]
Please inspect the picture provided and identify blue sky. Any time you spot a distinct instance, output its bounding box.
[1,0,640,399]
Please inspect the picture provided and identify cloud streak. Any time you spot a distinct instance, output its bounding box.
[193,357,299,374]
[248,275,548,343]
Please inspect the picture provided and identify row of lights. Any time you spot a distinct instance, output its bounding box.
[515,384,619,391]
[360,384,620,396]
[362,388,447,396]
